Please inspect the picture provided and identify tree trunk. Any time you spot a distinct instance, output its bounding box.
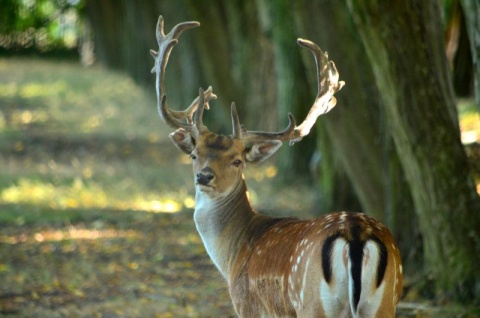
[185,0,278,133]
[84,0,203,111]
[294,0,419,271]
[444,0,474,98]
[460,0,480,108]
[348,0,480,302]
[268,0,316,178]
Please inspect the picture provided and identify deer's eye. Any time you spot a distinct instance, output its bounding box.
[190,154,197,160]
[232,159,242,167]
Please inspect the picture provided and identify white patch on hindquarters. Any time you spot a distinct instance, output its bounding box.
[355,240,385,317]
[319,238,349,317]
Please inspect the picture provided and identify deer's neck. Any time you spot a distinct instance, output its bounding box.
[193,177,260,279]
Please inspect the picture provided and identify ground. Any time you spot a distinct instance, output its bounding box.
[0,58,478,317]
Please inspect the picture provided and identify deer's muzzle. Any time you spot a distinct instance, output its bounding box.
[196,168,215,186]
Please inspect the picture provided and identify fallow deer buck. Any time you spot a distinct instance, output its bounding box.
[150,16,403,318]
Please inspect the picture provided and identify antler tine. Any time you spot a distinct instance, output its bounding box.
[243,114,297,142]
[292,39,344,143]
[193,87,209,135]
[231,102,244,139]
[151,15,217,130]
[230,102,297,141]
[241,38,344,146]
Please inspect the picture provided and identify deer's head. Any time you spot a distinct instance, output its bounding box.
[151,16,344,198]
[168,89,283,197]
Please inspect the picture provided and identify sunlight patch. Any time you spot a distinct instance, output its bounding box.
[252,165,278,181]
[1,228,140,245]
[33,228,140,242]
[1,178,188,213]
[183,196,195,209]
[81,115,103,132]
[137,199,182,213]
[3,109,49,128]
[19,80,68,99]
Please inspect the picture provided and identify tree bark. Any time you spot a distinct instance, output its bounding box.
[460,0,480,108]
[444,1,474,98]
[83,2,480,302]
[268,0,316,177]
[348,0,480,302]
[84,0,157,83]
[294,0,419,270]
[185,0,278,133]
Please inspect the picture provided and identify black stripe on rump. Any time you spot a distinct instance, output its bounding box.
[321,233,341,283]
[321,228,388,311]
[369,235,388,288]
[349,225,364,312]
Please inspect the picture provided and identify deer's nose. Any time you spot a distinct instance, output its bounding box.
[196,169,215,185]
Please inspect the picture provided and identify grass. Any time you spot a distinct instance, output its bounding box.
[0,57,315,317]
[0,57,478,317]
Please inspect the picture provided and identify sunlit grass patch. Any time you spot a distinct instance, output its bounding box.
[458,98,480,144]
[1,227,140,245]
[0,54,476,317]
[458,98,480,191]
[0,177,193,214]
[5,109,50,126]
[18,80,69,99]
[0,57,234,317]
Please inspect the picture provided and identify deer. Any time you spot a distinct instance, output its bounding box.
[150,15,403,318]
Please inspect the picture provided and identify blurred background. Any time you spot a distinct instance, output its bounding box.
[0,0,479,317]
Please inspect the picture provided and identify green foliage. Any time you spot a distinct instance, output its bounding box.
[0,0,84,52]
[0,0,20,34]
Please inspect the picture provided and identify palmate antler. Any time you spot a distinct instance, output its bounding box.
[231,39,344,145]
[150,16,216,135]
[152,16,344,144]
[206,38,345,146]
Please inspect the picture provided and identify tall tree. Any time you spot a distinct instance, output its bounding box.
[348,0,480,302]
[460,0,480,108]
[268,0,316,177]
[84,0,480,303]
[294,0,419,268]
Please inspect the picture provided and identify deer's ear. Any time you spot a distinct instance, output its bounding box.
[169,128,195,154]
[245,140,282,163]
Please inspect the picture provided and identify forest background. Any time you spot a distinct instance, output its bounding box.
[0,0,479,316]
